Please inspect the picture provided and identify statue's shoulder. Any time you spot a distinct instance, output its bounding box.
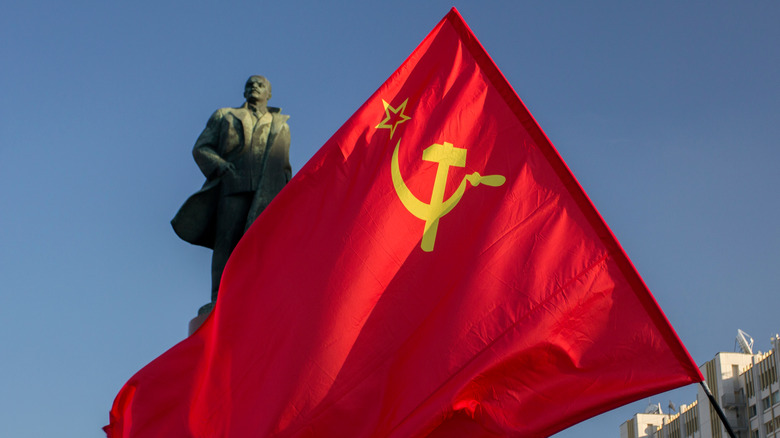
[208,105,248,121]
[267,107,290,125]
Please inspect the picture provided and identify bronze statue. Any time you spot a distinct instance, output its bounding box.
[172,76,291,307]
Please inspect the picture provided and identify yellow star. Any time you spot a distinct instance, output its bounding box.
[376,98,411,139]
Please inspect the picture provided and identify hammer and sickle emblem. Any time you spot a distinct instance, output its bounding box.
[391,139,506,252]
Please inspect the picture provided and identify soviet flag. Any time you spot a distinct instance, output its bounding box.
[106,8,702,438]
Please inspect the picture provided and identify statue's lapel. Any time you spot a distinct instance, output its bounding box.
[233,105,255,148]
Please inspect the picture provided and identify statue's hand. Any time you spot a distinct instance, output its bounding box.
[218,161,236,176]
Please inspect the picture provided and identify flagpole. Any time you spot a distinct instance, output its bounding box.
[699,381,737,438]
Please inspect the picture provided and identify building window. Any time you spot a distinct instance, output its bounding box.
[751,429,759,438]
[763,396,771,411]
[767,417,780,435]
[749,404,757,418]
[772,390,780,405]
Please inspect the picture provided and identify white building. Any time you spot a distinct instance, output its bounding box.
[620,335,780,438]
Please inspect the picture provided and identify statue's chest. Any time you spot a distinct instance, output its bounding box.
[221,115,271,157]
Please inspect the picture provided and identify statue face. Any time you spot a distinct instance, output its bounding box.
[244,76,271,105]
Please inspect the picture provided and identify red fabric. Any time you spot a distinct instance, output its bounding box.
[106,8,702,438]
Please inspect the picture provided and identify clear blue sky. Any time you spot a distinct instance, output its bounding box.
[2,1,779,436]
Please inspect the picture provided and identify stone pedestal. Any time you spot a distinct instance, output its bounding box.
[188,302,214,336]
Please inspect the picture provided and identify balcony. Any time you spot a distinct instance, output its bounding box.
[723,393,747,409]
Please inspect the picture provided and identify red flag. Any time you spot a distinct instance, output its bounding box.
[106,8,702,438]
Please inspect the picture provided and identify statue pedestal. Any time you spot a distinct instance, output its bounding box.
[188,303,214,336]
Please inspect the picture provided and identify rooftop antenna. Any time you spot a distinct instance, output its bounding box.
[644,402,663,415]
[736,329,754,354]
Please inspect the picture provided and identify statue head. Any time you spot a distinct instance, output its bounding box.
[244,75,272,106]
